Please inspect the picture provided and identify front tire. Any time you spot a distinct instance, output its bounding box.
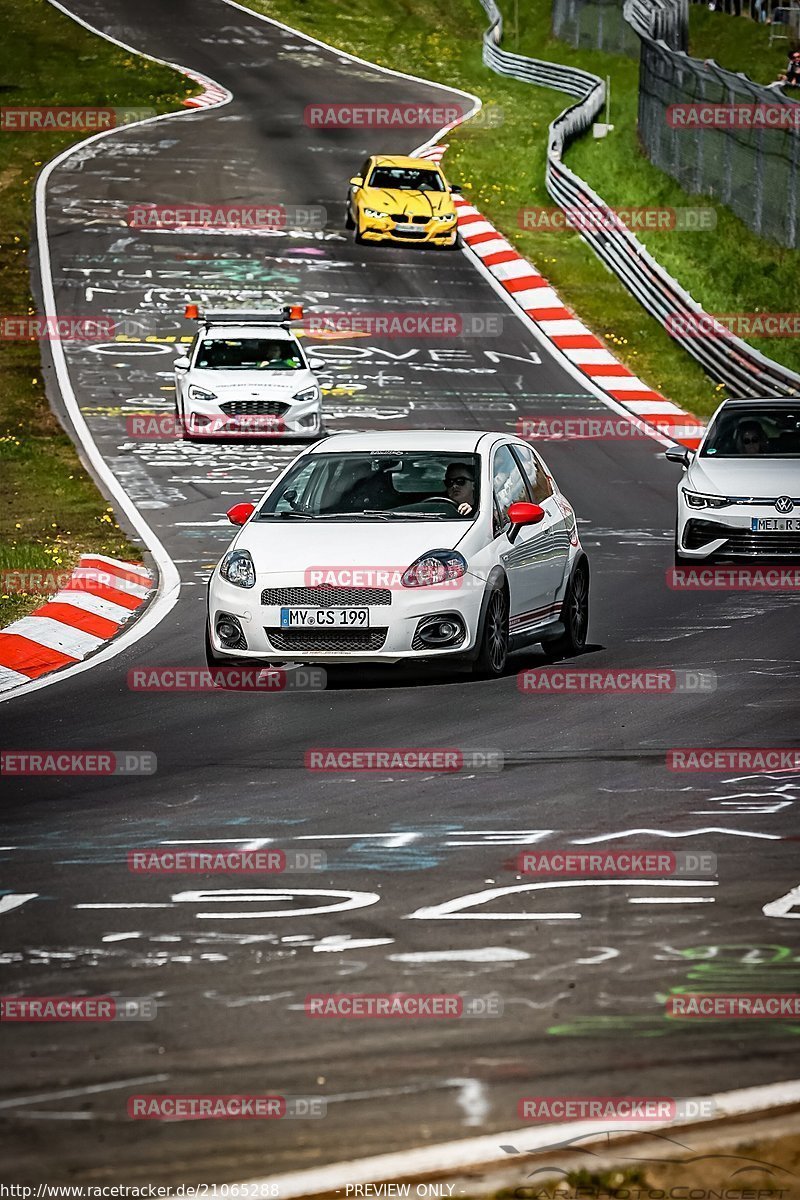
[345,201,355,230]
[544,561,589,659]
[472,587,509,678]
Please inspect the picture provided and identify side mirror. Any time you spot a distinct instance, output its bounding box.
[226,502,255,526]
[174,355,190,370]
[665,444,692,467]
[448,184,464,192]
[349,176,363,188]
[506,501,545,543]
[508,501,545,526]
[307,358,326,371]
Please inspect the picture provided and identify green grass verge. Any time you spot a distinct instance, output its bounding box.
[246,0,799,422]
[0,0,196,625]
[689,3,798,84]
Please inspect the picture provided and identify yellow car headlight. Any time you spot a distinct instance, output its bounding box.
[364,207,390,219]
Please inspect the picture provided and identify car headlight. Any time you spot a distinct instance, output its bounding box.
[364,207,390,219]
[435,213,456,222]
[682,489,729,509]
[188,385,217,402]
[401,550,468,588]
[219,549,256,589]
[293,384,320,404]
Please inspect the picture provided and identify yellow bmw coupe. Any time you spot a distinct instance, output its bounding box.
[346,155,459,248]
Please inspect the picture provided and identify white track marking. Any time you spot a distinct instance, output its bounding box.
[408,879,716,920]
[388,948,529,963]
[0,894,38,916]
[571,827,780,842]
[763,884,800,918]
[0,1074,169,1110]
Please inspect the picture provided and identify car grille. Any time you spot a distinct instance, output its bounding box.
[391,214,429,224]
[261,587,392,607]
[391,229,427,239]
[685,519,800,556]
[219,401,289,416]
[266,628,388,652]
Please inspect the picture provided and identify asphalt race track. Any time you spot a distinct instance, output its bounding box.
[2,0,799,1184]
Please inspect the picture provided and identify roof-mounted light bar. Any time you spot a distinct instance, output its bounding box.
[183,304,304,328]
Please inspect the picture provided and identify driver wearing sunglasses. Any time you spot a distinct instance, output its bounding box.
[443,463,476,515]
[734,419,768,456]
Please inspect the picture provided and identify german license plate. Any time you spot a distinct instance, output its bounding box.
[751,517,800,531]
[280,607,369,627]
[394,222,418,232]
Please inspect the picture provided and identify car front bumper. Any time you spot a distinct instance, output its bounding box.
[359,215,458,245]
[207,572,486,663]
[677,499,800,559]
[183,395,322,439]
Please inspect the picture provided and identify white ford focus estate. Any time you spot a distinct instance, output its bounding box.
[205,430,589,677]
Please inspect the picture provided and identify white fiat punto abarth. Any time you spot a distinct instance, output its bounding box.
[206,430,589,676]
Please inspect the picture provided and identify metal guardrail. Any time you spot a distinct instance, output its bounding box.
[475,0,800,397]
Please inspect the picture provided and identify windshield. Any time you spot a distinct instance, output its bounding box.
[195,338,303,371]
[366,168,446,193]
[256,452,480,520]
[700,406,800,458]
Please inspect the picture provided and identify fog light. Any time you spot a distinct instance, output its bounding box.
[216,613,247,649]
[193,413,212,427]
[413,614,466,649]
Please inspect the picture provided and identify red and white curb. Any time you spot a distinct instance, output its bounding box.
[453,195,706,449]
[0,555,152,693]
[182,68,230,109]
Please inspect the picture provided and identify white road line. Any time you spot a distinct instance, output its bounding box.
[0,1074,169,1110]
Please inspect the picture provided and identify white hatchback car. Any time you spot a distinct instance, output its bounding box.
[174,307,324,440]
[668,398,800,562]
[205,430,589,676]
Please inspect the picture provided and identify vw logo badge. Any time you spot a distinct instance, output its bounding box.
[775,496,794,514]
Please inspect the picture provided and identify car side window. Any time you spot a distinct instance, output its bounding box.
[512,444,554,502]
[492,445,529,535]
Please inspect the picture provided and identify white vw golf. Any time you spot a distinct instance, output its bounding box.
[174,305,324,440]
[668,397,800,562]
[205,430,589,676]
